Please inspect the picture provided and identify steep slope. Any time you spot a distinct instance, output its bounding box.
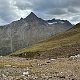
[10,23,80,58]
[0,12,72,55]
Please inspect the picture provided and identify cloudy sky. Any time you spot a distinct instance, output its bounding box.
[0,0,80,25]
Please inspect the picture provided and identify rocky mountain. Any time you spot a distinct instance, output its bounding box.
[10,23,80,59]
[0,12,72,55]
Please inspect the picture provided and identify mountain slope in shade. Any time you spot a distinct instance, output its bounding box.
[0,12,72,55]
[47,18,72,27]
[10,23,80,58]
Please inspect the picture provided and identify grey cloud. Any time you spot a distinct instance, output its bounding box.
[0,0,80,25]
[14,0,32,10]
[46,8,67,15]
[0,18,8,25]
[71,16,80,21]
[0,0,19,25]
[14,0,80,16]
[68,7,79,13]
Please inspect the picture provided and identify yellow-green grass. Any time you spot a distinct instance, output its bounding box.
[0,58,29,68]
[0,62,29,68]
[10,23,80,57]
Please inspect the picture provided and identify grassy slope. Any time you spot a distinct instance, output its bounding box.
[10,23,80,58]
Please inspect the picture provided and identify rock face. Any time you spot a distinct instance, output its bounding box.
[0,12,72,55]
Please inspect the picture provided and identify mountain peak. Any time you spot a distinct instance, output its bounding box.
[25,12,39,21]
[30,12,36,15]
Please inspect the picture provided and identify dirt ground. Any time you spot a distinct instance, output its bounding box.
[0,56,80,80]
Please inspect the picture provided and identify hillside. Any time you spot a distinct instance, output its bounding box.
[10,23,80,59]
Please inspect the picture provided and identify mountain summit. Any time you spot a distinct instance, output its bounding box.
[25,12,39,21]
[28,12,37,17]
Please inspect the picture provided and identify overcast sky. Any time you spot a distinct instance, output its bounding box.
[0,0,80,25]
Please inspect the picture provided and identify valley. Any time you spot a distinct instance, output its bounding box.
[0,0,80,80]
[0,12,80,80]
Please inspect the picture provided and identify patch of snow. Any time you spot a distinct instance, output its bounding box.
[59,21,65,24]
[48,22,57,24]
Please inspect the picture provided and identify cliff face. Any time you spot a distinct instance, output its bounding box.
[0,12,72,55]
